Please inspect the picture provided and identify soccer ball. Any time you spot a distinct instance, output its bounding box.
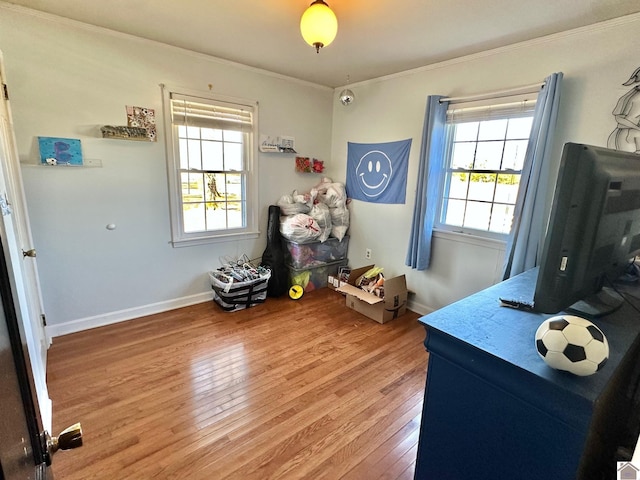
[535,315,609,376]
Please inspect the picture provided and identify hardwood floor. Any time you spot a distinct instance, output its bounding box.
[47,288,428,479]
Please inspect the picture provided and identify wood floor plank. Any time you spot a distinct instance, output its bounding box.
[377,444,420,480]
[48,288,428,479]
[342,412,422,480]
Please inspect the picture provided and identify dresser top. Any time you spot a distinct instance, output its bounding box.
[419,267,640,406]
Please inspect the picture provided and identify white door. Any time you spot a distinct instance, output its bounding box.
[0,52,52,433]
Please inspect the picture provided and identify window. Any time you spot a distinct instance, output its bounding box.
[436,96,535,239]
[162,87,259,246]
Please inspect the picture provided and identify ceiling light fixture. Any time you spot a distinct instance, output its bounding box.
[300,0,338,53]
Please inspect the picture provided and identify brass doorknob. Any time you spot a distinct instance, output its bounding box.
[42,423,83,465]
[22,248,36,258]
[50,423,83,453]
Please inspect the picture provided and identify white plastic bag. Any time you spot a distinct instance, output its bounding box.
[309,202,332,242]
[277,194,310,215]
[280,214,322,243]
[330,205,350,241]
[292,189,316,209]
[315,179,347,209]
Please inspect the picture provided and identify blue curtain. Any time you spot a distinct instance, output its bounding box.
[406,95,448,270]
[502,72,564,279]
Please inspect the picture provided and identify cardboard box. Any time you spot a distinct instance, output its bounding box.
[336,265,408,324]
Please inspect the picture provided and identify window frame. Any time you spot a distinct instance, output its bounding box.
[161,85,260,247]
[435,94,536,241]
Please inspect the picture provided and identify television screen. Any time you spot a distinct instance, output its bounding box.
[533,143,640,317]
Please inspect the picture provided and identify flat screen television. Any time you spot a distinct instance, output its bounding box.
[533,142,640,317]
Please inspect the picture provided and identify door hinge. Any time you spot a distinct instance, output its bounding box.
[41,314,47,327]
[2,83,8,100]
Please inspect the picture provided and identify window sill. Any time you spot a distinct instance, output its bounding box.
[171,230,260,248]
[432,228,507,250]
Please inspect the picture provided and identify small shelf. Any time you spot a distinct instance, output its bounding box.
[259,134,296,153]
[259,145,297,153]
[101,125,152,141]
[23,159,103,168]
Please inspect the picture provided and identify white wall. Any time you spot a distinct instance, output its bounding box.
[2,5,640,334]
[329,14,640,314]
[0,5,334,335]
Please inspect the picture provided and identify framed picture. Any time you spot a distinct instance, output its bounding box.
[38,137,83,165]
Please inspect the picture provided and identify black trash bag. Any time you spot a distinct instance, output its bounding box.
[261,205,289,297]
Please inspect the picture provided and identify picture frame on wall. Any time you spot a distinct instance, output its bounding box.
[37,136,83,165]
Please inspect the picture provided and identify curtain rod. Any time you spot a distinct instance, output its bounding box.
[440,81,545,105]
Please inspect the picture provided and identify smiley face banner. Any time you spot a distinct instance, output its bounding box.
[346,139,412,204]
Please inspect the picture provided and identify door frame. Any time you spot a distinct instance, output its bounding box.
[0,51,52,433]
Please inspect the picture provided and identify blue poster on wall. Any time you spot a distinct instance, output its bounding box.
[346,139,412,204]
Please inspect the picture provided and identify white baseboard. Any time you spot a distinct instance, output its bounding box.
[46,292,433,339]
[45,291,213,339]
[407,299,434,317]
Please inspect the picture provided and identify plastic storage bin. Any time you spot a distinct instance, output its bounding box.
[283,235,349,269]
[209,271,271,311]
[288,258,348,292]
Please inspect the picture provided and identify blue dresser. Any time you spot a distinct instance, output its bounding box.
[414,268,640,480]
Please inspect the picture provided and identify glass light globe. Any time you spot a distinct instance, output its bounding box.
[300,1,338,53]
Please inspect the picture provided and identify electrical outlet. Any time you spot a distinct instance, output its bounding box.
[365,248,372,259]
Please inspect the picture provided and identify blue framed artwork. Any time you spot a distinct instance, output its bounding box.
[38,137,83,165]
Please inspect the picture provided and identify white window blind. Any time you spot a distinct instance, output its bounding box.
[170,94,254,132]
[446,93,537,123]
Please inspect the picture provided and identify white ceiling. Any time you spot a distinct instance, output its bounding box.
[6,0,640,88]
